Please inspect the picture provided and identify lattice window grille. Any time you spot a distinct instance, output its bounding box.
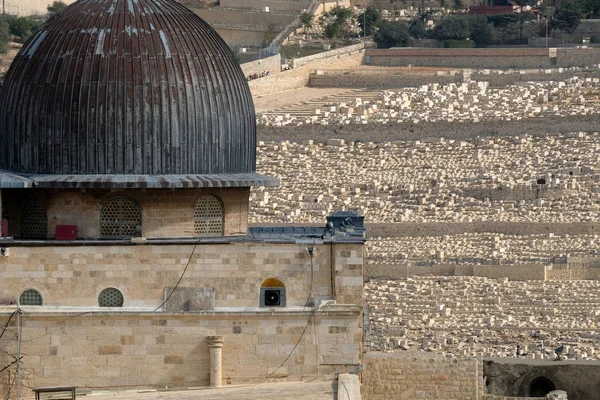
[98,288,124,307]
[100,199,142,238]
[194,195,223,236]
[21,198,48,239]
[20,289,43,306]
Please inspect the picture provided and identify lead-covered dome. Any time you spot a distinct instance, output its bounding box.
[0,0,257,177]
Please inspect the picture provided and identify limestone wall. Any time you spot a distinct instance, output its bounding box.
[365,263,547,281]
[361,351,482,400]
[1,188,250,239]
[308,69,600,88]
[257,115,599,143]
[366,48,600,69]
[292,43,366,68]
[241,54,282,77]
[367,48,552,69]
[365,222,600,238]
[1,0,76,16]
[220,0,312,12]
[0,242,363,308]
[248,46,365,96]
[0,310,360,398]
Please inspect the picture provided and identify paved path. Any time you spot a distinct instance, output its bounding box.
[83,380,336,399]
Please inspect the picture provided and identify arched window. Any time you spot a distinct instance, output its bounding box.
[194,195,224,236]
[98,288,124,307]
[19,289,43,306]
[100,198,142,238]
[21,198,47,239]
[260,278,286,307]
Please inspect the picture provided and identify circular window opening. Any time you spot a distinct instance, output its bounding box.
[19,289,43,306]
[98,288,124,307]
[529,377,556,397]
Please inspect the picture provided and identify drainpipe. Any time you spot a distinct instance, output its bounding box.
[207,336,224,387]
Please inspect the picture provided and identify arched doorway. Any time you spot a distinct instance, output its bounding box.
[529,377,555,397]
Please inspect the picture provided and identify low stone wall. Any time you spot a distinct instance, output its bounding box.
[241,54,282,77]
[2,0,76,16]
[361,351,482,400]
[220,0,312,12]
[365,48,600,69]
[365,222,600,238]
[257,115,599,142]
[366,263,548,281]
[249,46,365,96]
[308,68,600,88]
[291,43,366,69]
[367,48,552,69]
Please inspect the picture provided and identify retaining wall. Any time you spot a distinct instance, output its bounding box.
[241,54,282,77]
[308,68,600,88]
[366,263,548,281]
[220,0,312,12]
[366,48,600,69]
[249,45,365,96]
[257,115,599,142]
[362,351,483,400]
[365,222,600,238]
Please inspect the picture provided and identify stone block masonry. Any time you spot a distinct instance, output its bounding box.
[362,351,482,400]
[0,310,361,398]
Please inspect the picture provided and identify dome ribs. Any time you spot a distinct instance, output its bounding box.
[0,0,256,176]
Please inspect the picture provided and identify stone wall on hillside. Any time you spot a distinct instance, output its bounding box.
[248,45,365,96]
[241,54,282,77]
[257,115,599,142]
[362,351,483,400]
[308,68,600,88]
[366,48,600,69]
[2,0,76,16]
[365,222,600,238]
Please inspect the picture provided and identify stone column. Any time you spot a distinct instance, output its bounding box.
[207,335,224,388]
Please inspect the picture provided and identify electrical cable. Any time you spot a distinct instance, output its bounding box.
[0,310,18,340]
[3,368,17,400]
[153,243,198,312]
[265,248,316,380]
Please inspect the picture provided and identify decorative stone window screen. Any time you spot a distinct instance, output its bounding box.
[20,289,43,306]
[100,199,142,238]
[98,288,124,307]
[21,198,48,239]
[194,195,224,236]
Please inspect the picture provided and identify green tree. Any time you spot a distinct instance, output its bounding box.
[374,20,410,48]
[358,7,382,37]
[488,13,521,43]
[432,15,471,40]
[325,21,343,38]
[0,17,10,54]
[468,15,492,46]
[575,0,600,18]
[300,13,313,28]
[552,1,584,34]
[47,1,68,15]
[8,17,41,41]
[453,0,464,9]
[409,17,429,39]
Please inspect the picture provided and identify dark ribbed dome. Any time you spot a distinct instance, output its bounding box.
[0,0,255,176]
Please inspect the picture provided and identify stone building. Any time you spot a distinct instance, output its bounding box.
[0,0,365,395]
